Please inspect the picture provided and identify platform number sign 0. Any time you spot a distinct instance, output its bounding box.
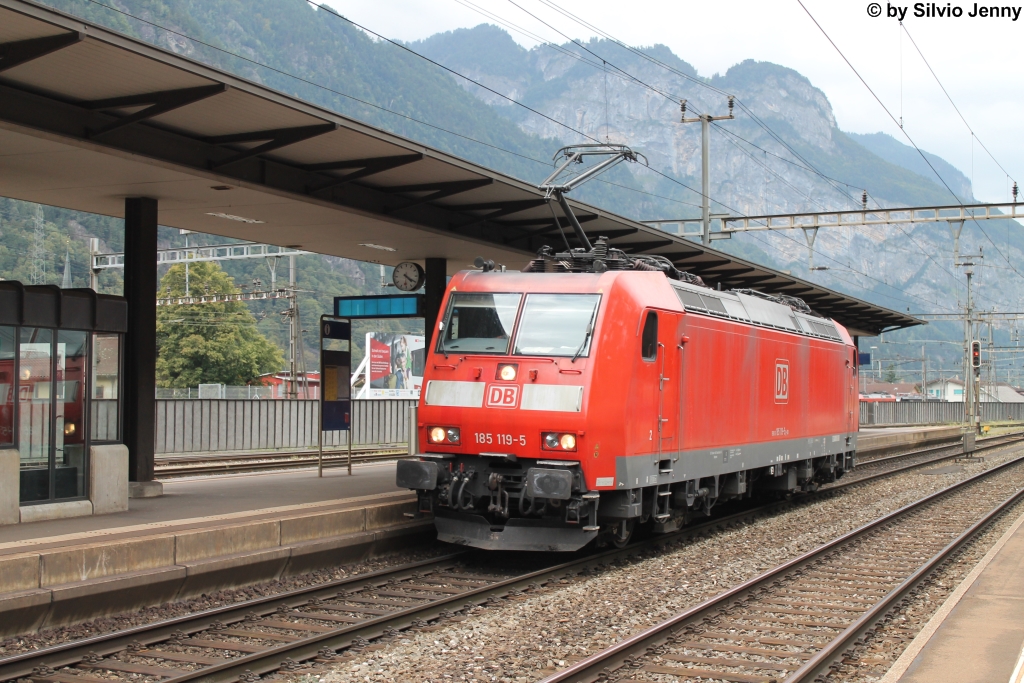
[775,360,789,404]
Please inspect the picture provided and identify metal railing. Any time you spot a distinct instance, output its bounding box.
[860,401,1024,425]
[152,399,416,454]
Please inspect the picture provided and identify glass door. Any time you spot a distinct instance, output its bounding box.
[19,328,52,503]
[56,331,87,499]
[0,327,13,449]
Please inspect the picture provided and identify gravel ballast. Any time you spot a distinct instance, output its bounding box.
[295,448,1024,683]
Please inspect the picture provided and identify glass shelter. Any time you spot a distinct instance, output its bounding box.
[0,283,126,506]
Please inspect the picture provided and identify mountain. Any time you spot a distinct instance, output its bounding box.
[5,1,1019,374]
[413,26,1024,362]
[847,132,974,202]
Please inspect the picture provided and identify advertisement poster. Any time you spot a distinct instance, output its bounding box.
[365,333,424,399]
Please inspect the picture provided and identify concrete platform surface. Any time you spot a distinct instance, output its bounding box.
[0,461,428,636]
[888,509,1024,683]
[0,460,406,547]
[858,425,963,453]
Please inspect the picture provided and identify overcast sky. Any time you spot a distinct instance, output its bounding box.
[324,0,1022,204]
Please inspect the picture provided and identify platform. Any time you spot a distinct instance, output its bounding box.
[858,425,964,455]
[0,461,429,637]
[885,508,1024,683]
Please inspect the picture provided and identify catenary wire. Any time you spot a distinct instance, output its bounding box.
[460,0,981,303]
[536,0,874,210]
[460,0,889,219]
[457,0,891,226]
[900,23,1018,188]
[76,0,948,311]
[794,0,1024,286]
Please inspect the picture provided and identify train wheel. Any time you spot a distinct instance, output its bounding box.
[612,520,636,548]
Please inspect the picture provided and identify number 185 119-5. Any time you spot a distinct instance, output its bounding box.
[475,433,526,446]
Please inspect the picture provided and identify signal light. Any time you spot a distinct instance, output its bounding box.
[542,432,578,451]
[428,426,460,445]
[497,363,518,381]
[971,341,981,370]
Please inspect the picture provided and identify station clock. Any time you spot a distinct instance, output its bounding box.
[392,261,425,292]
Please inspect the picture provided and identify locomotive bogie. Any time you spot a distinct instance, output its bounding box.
[399,269,860,551]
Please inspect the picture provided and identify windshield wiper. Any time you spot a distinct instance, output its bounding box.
[438,322,449,358]
[571,304,599,363]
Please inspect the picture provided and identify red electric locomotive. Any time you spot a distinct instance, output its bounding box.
[396,239,859,551]
[397,145,859,551]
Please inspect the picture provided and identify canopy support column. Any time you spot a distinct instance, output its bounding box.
[123,197,161,497]
[424,258,446,352]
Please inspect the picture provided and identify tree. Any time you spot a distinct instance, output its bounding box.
[156,262,285,387]
[883,364,898,383]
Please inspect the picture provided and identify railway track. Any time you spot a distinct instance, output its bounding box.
[154,447,410,477]
[539,453,1024,682]
[152,431,1008,479]
[6,435,1022,683]
[835,430,1024,486]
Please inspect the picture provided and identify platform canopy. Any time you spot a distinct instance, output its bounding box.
[0,0,919,337]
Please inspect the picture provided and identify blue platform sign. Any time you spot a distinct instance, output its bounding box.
[335,294,424,319]
[858,353,871,367]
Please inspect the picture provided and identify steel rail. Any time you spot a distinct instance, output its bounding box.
[835,431,1024,487]
[0,501,804,683]
[0,554,466,681]
[856,430,1024,467]
[539,451,1024,682]
[151,431,1016,479]
[155,450,410,477]
[154,445,400,464]
[8,436,1022,683]
[786,467,1024,681]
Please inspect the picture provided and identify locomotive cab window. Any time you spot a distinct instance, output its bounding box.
[437,292,521,355]
[514,294,601,357]
[641,311,658,361]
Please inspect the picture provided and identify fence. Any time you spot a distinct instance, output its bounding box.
[860,401,1024,425]
[140,398,1024,453]
[153,399,415,454]
[156,386,280,400]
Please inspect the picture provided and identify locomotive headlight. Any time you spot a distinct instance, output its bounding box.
[428,427,460,444]
[64,422,76,436]
[497,363,518,381]
[542,432,577,451]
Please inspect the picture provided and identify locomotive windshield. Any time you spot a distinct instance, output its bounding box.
[514,294,601,357]
[437,292,521,354]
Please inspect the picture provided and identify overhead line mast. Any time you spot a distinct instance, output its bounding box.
[680,96,735,246]
[94,241,312,399]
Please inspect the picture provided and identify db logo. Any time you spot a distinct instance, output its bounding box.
[486,384,520,408]
[775,360,789,403]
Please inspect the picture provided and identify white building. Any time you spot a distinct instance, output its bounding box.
[924,378,964,402]
[924,378,1024,403]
